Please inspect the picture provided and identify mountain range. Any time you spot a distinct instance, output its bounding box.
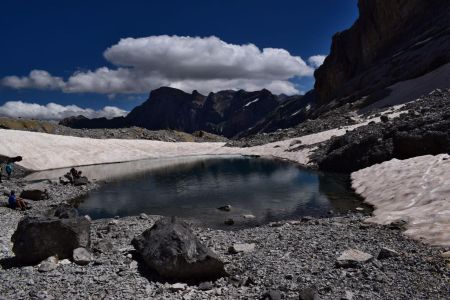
[61,0,450,138]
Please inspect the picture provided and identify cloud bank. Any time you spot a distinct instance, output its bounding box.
[1,35,325,95]
[0,101,128,120]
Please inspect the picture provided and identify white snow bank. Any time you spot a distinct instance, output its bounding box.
[0,124,361,171]
[352,154,450,247]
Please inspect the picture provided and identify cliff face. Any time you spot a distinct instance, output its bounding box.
[61,87,280,138]
[314,0,450,104]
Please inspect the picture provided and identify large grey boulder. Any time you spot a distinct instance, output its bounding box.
[132,217,227,282]
[11,214,90,265]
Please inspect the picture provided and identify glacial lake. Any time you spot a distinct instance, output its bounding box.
[27,156,369,228]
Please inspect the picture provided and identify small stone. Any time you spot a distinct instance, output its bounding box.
[38,256,58,272]
[140,213,148,220]
[355,207,364,211]
[285,274,293,280]
[72,247,92,266]
[198,281,213,291]
[260,289,281,300]
[242,214,256,219]
[129,261,138,269]
[126,253,133,259]
[377,247,399,260]
[84,215,92,222]
[341,290,354,300]
[388,220,407,230]
[224,218,235,225]
[299,287,320,300]
[228,243,256,254]
[109,219,119,226]
[217,205,231,212]
[336,249,373,268]
[440,251,450,258]
[59,259,71,265]
[170,283,187,292]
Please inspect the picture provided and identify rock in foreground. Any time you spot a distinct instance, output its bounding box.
[132,217,227,282]
[11,215,90,265]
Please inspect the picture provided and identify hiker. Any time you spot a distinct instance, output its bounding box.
[0,164,3,182]
[5,162,13,179]
[8,191,28,211]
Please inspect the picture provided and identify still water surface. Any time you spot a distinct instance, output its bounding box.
[70,157,367,228]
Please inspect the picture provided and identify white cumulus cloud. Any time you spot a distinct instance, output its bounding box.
[1,70,65,90]
[1,35,326,95]
[307,55,327,68]
[0,101,128,120]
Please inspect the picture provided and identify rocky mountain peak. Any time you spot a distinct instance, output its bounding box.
[314,0,450,104]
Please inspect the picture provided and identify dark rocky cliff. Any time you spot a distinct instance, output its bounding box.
[314,0,450,105]
[61,87,280,138]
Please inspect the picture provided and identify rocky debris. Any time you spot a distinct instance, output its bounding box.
[261,289,281,300]
[228,243,256,254]
[37,256,58,273]
[19,186,49,201]
[73,177,89,186]
[217,205,231,212]
[131,217,227,282]
[380,115,389,123]
[169,283,187,292]
[53,125,229,143]
[0,212,448,299]
[298,286,320,300]
[312,89,450,172]
[92,240,113,254]
[224,218,235,226]
[377,247,399,260]
[387,219,407,230]
[72,247,92,266]
[198,281,213,291]
[11,213,91,265]
[228,103,358,147]
[341,290,354,300]
[60,168,89,186]
[336,249,373,268]
[441,251,450,258]
[50,204,79,219]
[139,213,148,220]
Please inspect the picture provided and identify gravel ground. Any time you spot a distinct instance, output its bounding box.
[0,176,448,300]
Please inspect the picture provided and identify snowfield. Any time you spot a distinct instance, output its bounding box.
[352,154,450,247]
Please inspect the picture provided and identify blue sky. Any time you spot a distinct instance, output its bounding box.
[0,0,358,119]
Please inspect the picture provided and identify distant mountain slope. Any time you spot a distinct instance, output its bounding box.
[61,87,281,138]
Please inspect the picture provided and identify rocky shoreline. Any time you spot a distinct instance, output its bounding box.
[0,173,448,299]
